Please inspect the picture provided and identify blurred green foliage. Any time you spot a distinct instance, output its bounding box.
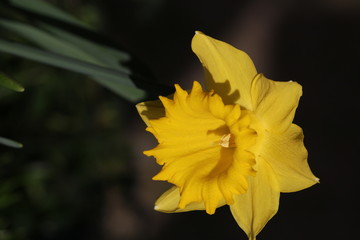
[0,54,135,240]
[0,72,24,93]
[0,0,148,102]
[0,1,137,239]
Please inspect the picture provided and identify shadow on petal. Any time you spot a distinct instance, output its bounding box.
[204,68,240,105]
[136,100,165,126]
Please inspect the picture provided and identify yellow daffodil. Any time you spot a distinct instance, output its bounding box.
[136,31,318,239]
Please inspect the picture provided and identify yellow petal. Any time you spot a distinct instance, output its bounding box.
[154,186,226,213]
[191,31,257,110]
[251,74,302,133]
[136,100,165,127]
[230,160,279,240]
[146,81,256,214]
[257,124,319,192]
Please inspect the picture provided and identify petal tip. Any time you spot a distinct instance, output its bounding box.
[143,150,153,157]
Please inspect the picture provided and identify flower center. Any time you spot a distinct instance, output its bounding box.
[219,133,236,148]
[144,81,257,214]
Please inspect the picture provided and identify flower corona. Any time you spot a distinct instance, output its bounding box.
[144,81,257,214]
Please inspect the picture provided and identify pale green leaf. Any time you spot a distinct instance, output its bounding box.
[0,20,132,75]
[0,39,146,101]
[0,136,23,148]
[0,72,24,92]
[9,0,89,29]
[0,20,101,66]
[41,24,131,72]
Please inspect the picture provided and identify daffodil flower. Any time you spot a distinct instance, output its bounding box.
[136,31,318,240]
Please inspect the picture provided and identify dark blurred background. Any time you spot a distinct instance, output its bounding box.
[1,0,359,239]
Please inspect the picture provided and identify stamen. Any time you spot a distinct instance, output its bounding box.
[219,133,236,148]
